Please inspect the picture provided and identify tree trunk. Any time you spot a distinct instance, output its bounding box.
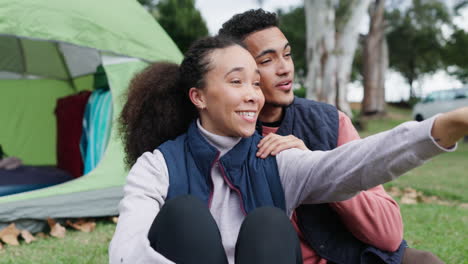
[305,0,371,117]
[304,0,337,102]
[334,0,371,117]
[362,0,387,116]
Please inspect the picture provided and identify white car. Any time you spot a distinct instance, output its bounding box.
[413,87,468,121]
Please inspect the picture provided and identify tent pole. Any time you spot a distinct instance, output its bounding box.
[55,42,77,91]
[16,37,27,78]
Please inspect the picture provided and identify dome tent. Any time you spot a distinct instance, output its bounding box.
[0,0,182,232]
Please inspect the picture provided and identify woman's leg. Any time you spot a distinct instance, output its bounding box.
[148,195,228,264]
[235,207,302,264]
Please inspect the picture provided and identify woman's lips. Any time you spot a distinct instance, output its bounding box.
[236,111,257,123]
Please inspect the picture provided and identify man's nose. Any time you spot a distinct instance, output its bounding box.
[276,57,292,76]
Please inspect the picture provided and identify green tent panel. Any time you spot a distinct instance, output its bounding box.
[0,79,74,164]
[0,0,183,232]
[0,0,182,63]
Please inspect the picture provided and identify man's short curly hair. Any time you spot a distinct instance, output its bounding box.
[218,9,278,40]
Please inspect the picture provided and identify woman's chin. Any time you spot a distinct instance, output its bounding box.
[237,127,256,138]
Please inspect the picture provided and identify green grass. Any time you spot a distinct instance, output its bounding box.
[1,105,466,263]
[0,221,114,264]
[400,204,468,264]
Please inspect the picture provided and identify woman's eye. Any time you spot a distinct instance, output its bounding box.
[285,53,291,58]
[231,79,241,84]
[253,81,261,87]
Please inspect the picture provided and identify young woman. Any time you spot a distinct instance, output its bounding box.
[110,36,467,264]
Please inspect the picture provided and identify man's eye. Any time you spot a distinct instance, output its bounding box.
[260,59,271,65]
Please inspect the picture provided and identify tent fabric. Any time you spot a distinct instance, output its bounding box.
[80,88,113,175]
[0,36,103,80]
[0,59,149,227]
[0,79,75,165]
[55,91,92,178]
[0,166,72,196]
[0,0,183,66]
[0,0,183,232]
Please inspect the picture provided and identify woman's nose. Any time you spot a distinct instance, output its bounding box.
[244,85,263,103]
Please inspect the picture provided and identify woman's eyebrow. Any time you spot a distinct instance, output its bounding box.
[224,67,244,78]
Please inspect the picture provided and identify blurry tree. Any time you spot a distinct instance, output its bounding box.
[151,0,209,53]
[304,0,371,117]
[277,7,307,85]
[444,28,468,83]
[137,0,154,8]
[362,0,387,116]
[443,1,468,83]
[386,0,451,99]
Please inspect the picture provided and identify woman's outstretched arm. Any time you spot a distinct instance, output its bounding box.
[277,107,468,216]
[431,107,468,148]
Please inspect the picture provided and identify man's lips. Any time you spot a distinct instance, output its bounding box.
[276,80,292,91]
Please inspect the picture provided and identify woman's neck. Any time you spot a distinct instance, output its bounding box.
[197,119,241,157]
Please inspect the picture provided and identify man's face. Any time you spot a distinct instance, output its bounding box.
[243,27,295,107]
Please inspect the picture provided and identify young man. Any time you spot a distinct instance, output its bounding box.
[219,9,443,264]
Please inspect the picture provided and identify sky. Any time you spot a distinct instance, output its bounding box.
[196,0,303,35]
[195,0,467,102]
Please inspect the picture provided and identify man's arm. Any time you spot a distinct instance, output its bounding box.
[329,111,403,251]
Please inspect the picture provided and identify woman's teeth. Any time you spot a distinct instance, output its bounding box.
[238,112,255,118]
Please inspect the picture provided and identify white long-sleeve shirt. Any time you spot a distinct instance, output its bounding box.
[109,117,453,264]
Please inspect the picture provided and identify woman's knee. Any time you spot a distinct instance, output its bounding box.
[149,195,213,243]
[236,207,302,264]
[240,207,295,235]
[148,195,227,263]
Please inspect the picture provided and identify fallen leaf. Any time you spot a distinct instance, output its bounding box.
[20,230,36,244]
[400,196,417,204]
[47,218,66,239]
[66,219,96,233]
[387,186,402,197]
[0,223,20,246]
[36,232,48,238]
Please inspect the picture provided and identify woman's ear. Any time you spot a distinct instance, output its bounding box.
[188,87,206,110]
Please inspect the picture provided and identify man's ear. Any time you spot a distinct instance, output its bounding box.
[188,87,206,110]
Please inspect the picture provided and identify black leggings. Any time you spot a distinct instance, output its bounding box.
[148,195,302,264]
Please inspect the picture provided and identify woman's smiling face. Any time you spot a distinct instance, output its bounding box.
[193,45,265,138]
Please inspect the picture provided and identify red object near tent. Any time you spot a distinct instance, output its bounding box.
[55,91,92,178]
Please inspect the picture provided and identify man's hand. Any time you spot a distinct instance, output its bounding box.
[256,134,308,159]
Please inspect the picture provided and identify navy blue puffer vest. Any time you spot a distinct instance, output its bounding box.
[158,121,286,214]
